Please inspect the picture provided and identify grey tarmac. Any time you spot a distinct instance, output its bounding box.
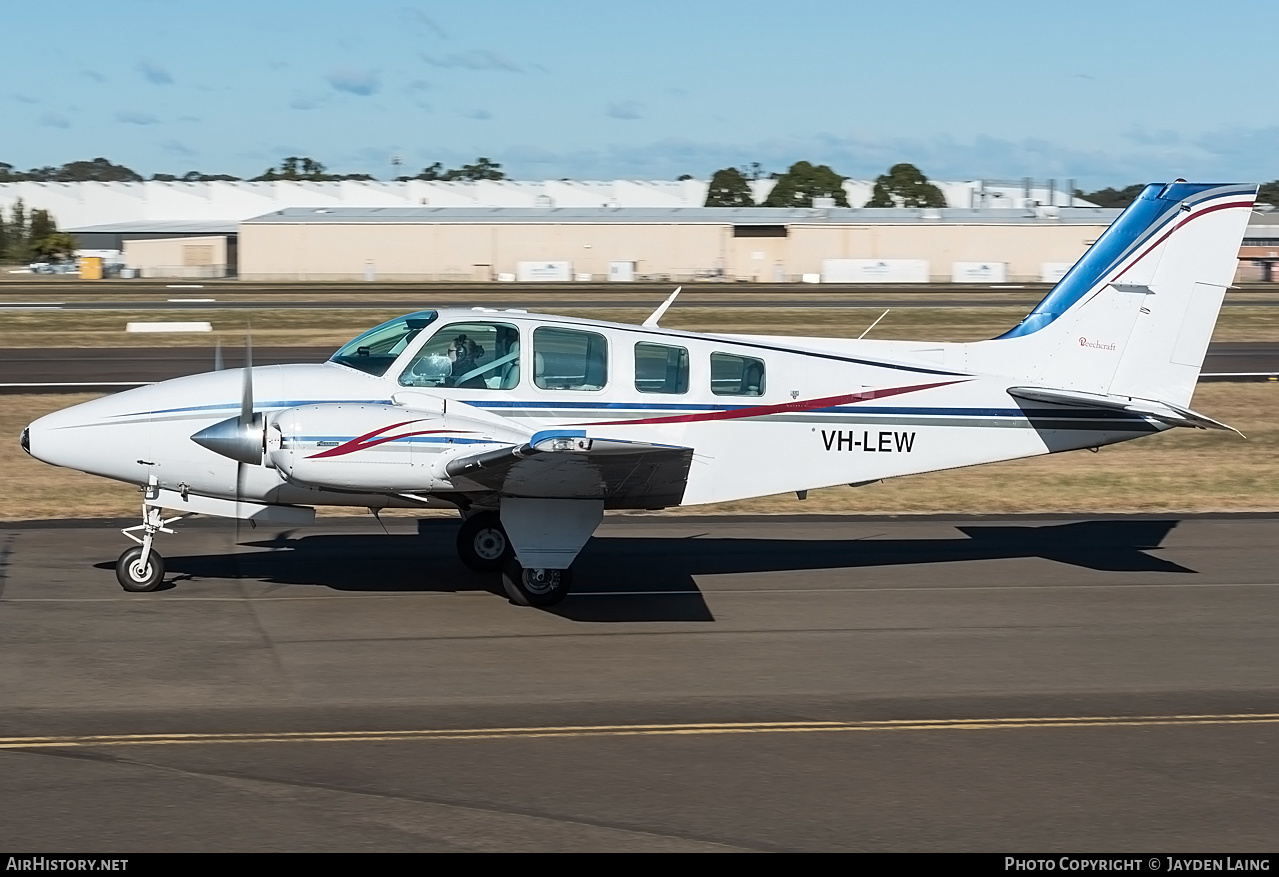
[1,514,1277,851]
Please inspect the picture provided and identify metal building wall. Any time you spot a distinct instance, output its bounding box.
[238,219,1111,283]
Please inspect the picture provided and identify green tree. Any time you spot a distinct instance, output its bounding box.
[762,161,850,207]
[704,167,755,207]
[404,158,506,182]
[53,158,143,182]
[252,157,374,182]
[471,157,505,180]
[24,207,66,261]
[152,171,244,182]
[406,162,445,181]
[864,163,946,208]
[1080,184,1145,209]
[28,208,56,242]
[0,157,142,182]
[10,199,27,250]
[0,205,9,262]
[29,232,78,261]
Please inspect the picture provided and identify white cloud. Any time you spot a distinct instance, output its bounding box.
[422,50,522,72]
[161,140,197,157]
[402,7,448,39]
[115,110,159,125]
[137,59,174,85]
[325,67,380,96]
[606,101,643,120]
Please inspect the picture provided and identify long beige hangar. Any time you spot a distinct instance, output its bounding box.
[237,206,1120,284]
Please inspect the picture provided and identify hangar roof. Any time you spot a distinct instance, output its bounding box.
[66,219,240,235]
[242,206,1122,226]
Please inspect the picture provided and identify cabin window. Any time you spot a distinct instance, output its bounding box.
[634,342,689,394]
[710,352,765,397]
[398,321,521,390]
[533,327,608,391]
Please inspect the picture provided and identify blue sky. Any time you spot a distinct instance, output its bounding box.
[4,0,1278,187]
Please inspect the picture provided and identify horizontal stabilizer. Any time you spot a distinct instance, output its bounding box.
[1007,386,1243,436]
[445,431,694,508]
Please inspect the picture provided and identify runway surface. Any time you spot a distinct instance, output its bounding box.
[2,280,1278,312]
[5,296,1279,312]
[2,343,1275,391]
[2,514,1277,851]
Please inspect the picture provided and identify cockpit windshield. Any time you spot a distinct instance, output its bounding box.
[328,311,438,376]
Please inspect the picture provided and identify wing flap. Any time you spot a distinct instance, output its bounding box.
[445,432,694,508]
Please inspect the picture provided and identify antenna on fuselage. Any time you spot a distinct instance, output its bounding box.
[642,286,682,329]
[857,309,890,340]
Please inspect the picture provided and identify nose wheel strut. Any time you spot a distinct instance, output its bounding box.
[117,502,193,592]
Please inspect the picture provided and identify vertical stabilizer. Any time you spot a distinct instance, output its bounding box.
[987,183,1255,406]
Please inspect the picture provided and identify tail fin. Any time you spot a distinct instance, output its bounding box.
[992,182,1255,406]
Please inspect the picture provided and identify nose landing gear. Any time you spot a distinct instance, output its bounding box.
[116,544,164,592]
[116,503,193,592]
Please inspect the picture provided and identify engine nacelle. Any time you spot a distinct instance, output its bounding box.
[267,401,519,493]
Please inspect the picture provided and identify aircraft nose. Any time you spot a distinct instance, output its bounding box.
[20,426,31,456]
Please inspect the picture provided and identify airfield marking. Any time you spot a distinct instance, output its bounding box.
[3,581,1279,603]
[2,714,1278,749]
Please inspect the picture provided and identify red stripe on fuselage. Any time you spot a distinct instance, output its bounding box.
[306,418,461,459]
[573,380,968,427]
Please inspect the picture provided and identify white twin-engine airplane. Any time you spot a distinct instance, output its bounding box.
[21,182,1256,605]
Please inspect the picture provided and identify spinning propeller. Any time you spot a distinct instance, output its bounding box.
[190,330,264,542]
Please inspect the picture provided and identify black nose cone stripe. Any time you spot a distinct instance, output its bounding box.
[20,427,31,456]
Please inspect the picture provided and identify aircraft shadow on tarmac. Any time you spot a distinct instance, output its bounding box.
[95,518,1193,623]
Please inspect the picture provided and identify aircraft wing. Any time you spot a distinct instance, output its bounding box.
[1007,386,1243,435]
[445,430,694,509]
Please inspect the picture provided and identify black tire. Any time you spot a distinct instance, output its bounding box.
[116,546,165,592]
[456,511,513,572]
[501,557,572,607]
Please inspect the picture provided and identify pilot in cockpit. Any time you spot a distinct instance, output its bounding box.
[448,335,485,385]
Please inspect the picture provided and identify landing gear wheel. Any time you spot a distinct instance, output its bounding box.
[116,546,165,592]
[456,512,513,572]
[501,557,572,607]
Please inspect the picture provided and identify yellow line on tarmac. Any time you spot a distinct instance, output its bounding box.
[2,713,1279,749]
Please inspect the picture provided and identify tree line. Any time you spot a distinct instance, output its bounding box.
[0,156,508,183]
[704,162,947,208]
[7,156,1279,209]
[0,200,77,263]
[1081,182,1279,208]
[706,164,1279,209]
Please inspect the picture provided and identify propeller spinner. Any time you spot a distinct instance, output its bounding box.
[191,332,264,465]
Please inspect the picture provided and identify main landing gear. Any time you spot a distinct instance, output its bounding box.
[501,558,573,607]
[455,510,575,607]
[456,511,514,572]
[116,504,192,592]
